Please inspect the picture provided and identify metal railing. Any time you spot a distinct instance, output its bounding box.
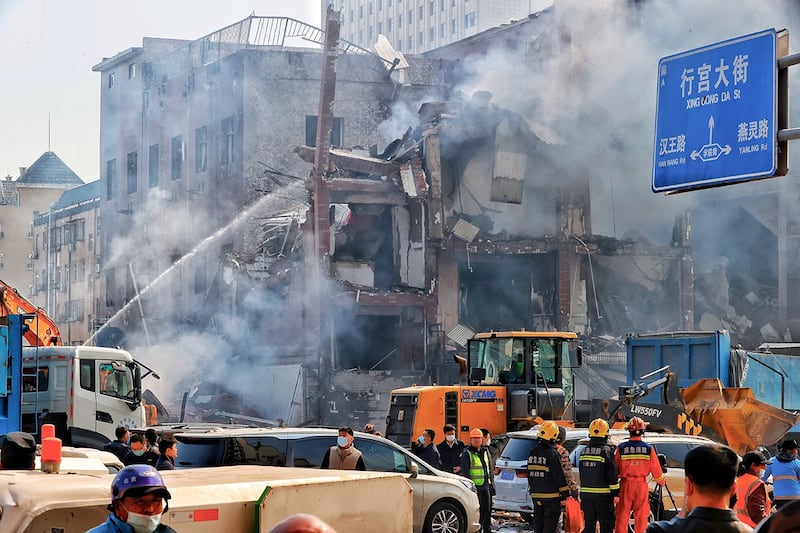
[144,16,381,89]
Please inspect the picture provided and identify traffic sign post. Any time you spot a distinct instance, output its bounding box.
[652,29,777,193]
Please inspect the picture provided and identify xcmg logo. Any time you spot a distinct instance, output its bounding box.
[461,389,498,402]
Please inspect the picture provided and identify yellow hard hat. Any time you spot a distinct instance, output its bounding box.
[470,428,483,439]
[538,421,560,442]
[589,418,609,438]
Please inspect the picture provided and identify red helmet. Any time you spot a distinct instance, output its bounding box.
[627,416,646,432]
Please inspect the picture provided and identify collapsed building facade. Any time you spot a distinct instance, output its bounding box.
[89,8,800,429]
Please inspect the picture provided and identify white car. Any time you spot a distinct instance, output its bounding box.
[493,427,588,524]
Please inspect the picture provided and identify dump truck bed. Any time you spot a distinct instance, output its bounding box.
[0,466,414,532]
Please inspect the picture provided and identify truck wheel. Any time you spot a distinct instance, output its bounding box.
[520,512,535,524]
[424,501,466,533]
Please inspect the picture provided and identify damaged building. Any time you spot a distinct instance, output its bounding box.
[90,7,800,429]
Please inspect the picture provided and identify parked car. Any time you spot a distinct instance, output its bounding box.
[171,426,480,533]
[494,426,715,523]
[493,426,589,524]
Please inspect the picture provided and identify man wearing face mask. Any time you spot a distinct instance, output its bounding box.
[86,464,176,533]
[321,426,366,470]
[437,424,465,474]
[411,428,442,469]
[124,434,159,467]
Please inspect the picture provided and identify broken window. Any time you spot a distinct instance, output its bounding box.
[171,135,183,180]
[108,72,115,89]
[221,117,234,165]
[127,151,138,194]
[195,126,208,172]
[305,116,343,148]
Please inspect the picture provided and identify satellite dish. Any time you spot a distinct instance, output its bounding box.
[374,34,409,71]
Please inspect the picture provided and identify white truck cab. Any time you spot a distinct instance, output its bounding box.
[21,346,146,448]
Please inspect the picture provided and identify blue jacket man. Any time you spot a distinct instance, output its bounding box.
[765,439,800,509]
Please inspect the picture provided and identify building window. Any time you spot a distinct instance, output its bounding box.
[440,23,445,38]
[408,9,413,24]
[221,117,234,165]
[408,35,414,49]
[358,29,364,43]
[369,26,374,40]
[106,159,116,200]
[171,135,183,181]
[148,144,159,188]
[358,5,363,18]
[465,11,476,28]
[195,126,208,173]
[368,1,373,15]
[388,18,393,31]
[378,0,383,10]
[419,5,424,18]
[399,14,403,27]
[108,72,115,89]
[378,21,384,34]
[430,1,434,16]
[170,254,182,297]
[451,18,457,33]
[305,116,343,148]
[194,259,206,294]
[397,39,402,51]
[126,151,138,194]
[429,27,435,43]
[419,31,424,46]
[440,0,445,11]
[128,63,136,79]
[389,0,392,6]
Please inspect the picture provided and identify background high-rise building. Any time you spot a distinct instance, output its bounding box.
[324,0,534,53]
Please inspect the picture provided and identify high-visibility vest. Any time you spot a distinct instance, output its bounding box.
[466,449,487,486]
[734,472,771,527]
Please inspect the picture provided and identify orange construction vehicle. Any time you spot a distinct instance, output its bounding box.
[0,279,61,346]
[385,330,583,447]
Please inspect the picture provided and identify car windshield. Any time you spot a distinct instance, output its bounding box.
[499,437,538,462]
[175,438,223,468]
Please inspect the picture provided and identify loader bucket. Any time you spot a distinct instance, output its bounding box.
[680,378,800,455]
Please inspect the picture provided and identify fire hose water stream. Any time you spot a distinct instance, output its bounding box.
[85,181,307,346]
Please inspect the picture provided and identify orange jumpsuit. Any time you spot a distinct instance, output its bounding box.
[614,436,664,533]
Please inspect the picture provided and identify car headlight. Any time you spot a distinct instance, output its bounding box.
[458,478,477,492]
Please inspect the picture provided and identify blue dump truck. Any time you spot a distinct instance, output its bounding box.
[591,330,800,455]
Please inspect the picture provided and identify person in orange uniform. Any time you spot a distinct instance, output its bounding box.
[734,451,771,527]
[614,417,665,533]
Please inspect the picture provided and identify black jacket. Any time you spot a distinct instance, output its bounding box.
[437,439,465,473]
[412,441,442,469]
[578,436,619,499]
[645,507,754,533]
[527,439,569,503]
[102,440,130,462]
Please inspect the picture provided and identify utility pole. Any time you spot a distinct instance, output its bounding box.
[310,5,340,424]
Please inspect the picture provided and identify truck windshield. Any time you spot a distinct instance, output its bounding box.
[99,362,134,399]
[469,336,569,389]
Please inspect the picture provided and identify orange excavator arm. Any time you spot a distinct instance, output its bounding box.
[0,281,61,346]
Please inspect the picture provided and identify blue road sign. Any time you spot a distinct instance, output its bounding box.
[652,29,777,193]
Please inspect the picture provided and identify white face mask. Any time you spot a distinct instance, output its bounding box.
[446,434,456,442]
[125,509,162,533]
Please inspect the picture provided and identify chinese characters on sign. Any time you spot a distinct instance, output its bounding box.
[652,29,776,193]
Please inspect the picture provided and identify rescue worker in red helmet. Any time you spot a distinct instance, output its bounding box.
[528,421,570,533]
[614,417,665,533]
[580,418,619,533]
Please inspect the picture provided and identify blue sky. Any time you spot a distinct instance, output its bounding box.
[0,1,322,182]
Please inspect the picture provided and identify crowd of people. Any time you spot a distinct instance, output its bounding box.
[102,426,178,471]
[515,417,800,533]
